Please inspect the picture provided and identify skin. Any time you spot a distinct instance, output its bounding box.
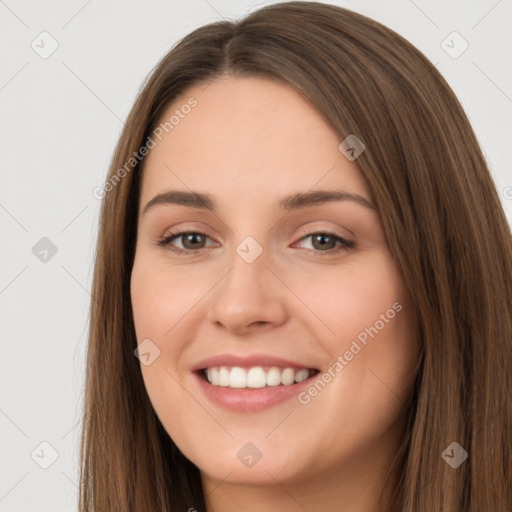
[130,75,421,512]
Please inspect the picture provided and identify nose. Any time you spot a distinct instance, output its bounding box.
[206,243,288,336]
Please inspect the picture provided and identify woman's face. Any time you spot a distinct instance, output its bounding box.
[131,75,420,497]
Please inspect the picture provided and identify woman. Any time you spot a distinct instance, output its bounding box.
[79,2,512,511]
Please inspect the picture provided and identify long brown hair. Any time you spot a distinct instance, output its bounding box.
[79,2,512,510]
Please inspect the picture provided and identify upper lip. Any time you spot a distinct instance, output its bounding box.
[190,353,319,372]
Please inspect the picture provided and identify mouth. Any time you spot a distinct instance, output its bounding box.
[196,366,320,389]
[190,354,322,411]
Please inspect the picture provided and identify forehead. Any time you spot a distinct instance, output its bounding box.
[140,75,371,205]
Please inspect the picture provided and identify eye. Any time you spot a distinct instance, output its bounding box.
[293,231,355,255]
[157,230,216,255]
[156,230,355,256]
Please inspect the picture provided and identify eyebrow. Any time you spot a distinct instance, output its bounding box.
[142,189,376,214]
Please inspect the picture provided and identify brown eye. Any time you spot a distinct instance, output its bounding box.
[294,232,355,255]
[157,230,354,256]
[311,233,337,250]
[157,231,214,254]
[180,233,207,250]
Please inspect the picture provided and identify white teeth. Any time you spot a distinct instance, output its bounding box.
[281,368,295,386]
[266,367,282,387]
[230,367,246,388]
[294,369,309,383]
[203,366,314,388]
[247,367,267,388]
[218,367,230,386]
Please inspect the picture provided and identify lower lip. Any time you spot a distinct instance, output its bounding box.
[192,371,317,412]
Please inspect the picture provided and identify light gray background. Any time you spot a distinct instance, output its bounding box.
[1,0,510,510]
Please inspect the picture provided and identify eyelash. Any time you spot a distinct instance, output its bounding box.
[156,229,355,256]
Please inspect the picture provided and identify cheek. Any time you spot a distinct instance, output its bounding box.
[130,258,194,340]
[130,259,198,440]
[287,251,409,346]
[291,252,419,407]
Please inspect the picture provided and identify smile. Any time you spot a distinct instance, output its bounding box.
[201,366,317,388]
